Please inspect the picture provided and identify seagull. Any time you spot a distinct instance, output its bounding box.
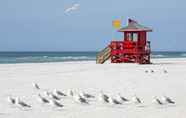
[44,91,50,97]
[64,4,80,13]
[32,83,40,90]
[67,89,74,97]
[116,93,129,102]
[79,91,95,99]
[49,99,64,108]
[15,97,31,108]
[150,70,154,73]
[152,96,163,105]
[73,94,89,104]
[53,89,67,97]
[108,97,122,105]
[98,91,109,103]
[162,96,175,104]
[7,96,16,104]
[49,93,61,101]
[163,70,168,73]
[44,91,61,101]
[38,94,49,104]
[132,95,142,104]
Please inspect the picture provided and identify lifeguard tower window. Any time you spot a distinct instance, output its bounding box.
[126,33,138,41]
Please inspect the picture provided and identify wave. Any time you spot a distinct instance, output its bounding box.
[51,56,94,60]
[180,53,186,57]
[0,52,186,64]
[0,55,96,64]
[151,54,166,58]
[151,53,186,58]
[15,56,95,62]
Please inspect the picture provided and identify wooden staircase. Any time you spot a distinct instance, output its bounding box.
[96,45,111,64]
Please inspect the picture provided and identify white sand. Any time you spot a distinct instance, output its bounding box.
[0,58,186,118]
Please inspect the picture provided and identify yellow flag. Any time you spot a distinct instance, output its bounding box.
[112,19,121,29]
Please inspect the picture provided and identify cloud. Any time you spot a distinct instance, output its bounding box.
[64,4,80,13]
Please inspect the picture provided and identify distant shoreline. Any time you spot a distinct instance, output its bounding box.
[0,57,185,65]
[0,52,185,64]
[0,51,186,53]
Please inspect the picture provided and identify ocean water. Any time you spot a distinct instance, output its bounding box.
[0,51,185,64]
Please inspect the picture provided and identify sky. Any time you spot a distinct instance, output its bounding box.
[0,0,186,51]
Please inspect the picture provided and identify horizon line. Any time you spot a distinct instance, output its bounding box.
[0,51,186,52]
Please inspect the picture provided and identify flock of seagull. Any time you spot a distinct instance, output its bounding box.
[7,82,175,110]
[145,69,168,74]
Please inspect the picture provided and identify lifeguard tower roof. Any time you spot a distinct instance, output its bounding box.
[119,19,152,32]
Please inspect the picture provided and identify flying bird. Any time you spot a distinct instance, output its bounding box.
[65,4,80,13]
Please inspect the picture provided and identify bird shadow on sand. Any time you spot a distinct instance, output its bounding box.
[16,107,32,111]
[50,107,66,111]
[7,104,31,111]
[106,104,126,109]
[152,104,176,109]
[151,104,177,109]
[136,105,147,108]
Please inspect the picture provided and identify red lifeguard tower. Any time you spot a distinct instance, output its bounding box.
[96,19,152,64]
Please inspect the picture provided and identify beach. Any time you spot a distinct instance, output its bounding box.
[0,58,186,118]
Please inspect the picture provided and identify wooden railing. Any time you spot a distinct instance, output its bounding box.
[96,45,111,64]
